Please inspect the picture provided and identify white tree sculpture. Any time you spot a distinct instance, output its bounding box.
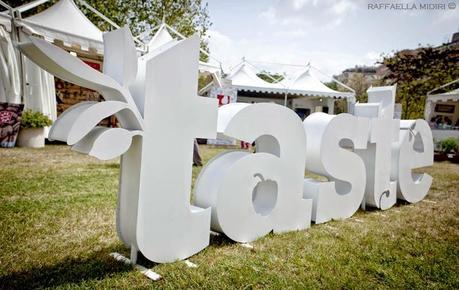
[18,27,218,264]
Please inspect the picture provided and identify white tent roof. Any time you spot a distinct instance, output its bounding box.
[283,69,354,98]
[226,62,286,93]
[227,62,354,99]
[148,24,221,75]
[147,25,175,51]
[19,0,103,53]
[428,88,459,102]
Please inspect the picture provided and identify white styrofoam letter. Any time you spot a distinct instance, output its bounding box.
[392,120,433,203]
[194,103,311,243]
[303,113,369,223]
[354,85,399,210]
[135,35,217,263]
[356,119,399,210]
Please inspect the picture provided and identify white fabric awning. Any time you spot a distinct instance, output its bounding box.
[227,62,286,94]
[18,0,104,53]
[424,88,459,120]
[0,25,20,103]
[227,62,355,99]
[147,24,221,75]
[282,69,354,99]
[427,88,459,102]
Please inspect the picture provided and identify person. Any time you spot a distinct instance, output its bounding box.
[435,116,443,127]
[444,116,452,126]
[193,139,203,166]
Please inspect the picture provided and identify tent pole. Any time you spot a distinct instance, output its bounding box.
[427,78,459,96]
[310,65,355,94]
[164,23,222,66]
[0,0,12,10]
[12,0,50,13]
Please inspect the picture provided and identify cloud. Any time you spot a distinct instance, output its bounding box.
[207,0,457,79]
[207,28,381,79]
[259,0,362,30]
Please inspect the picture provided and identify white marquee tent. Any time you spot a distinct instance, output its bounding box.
[425,80,459,141]
[282,69,355,99]
[0,0,108,124]
[18,0,104,53]
[147,23,221,77]
[225,60,355,114]
[226,62,285,94]
[0,0,222,129]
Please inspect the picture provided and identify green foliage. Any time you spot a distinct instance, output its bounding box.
[4,0,211,61]
[381,45,459,119]
[324,81,339,90]
[440,137,459,153]
[82,0,211,61]
[257,71,284,83]
[0,146,458,288]
[20,110,52,128]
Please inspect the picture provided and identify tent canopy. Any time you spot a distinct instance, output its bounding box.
[19,0,104,53]
[227,62,285,93]
[427,88,459,102]
[227,61,354,99]
[283,69,354,98]
[147,24,221,75]
[424,85,459,121]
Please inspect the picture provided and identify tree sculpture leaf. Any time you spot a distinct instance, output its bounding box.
[72,127,143,160]
[49,101,143,145]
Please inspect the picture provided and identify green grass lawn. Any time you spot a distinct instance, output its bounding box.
[0,145,458,289]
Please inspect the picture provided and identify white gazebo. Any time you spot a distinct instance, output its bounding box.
[146,23,221,80]
[0,0,109,124]
[224,60,355,118]
[425,80,459,141]
[0,0,222,127]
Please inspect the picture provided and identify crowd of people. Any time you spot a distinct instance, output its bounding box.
[430,115,459,129]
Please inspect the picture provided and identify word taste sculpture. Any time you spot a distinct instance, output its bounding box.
[18,27,433,264]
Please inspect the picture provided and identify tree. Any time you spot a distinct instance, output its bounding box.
[347,73,370,103]
[381,45,459,119]
[257,70,284,83]
[3,0,211,60]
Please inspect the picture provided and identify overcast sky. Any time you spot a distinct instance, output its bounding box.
[206,0,459,78]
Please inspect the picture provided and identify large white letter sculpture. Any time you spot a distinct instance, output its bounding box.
[393,120,433,203]
[194,103,311,242]
[18,26,435,264]
[136,35,217,263]
[354,86,400,210]
[18,27,217,263]
[303,113,370,223]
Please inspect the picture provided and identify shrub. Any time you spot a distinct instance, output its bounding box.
[440,137,459,153]
[20,110,52,128]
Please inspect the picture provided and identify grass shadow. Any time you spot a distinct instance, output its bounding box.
[0,245,131,289]
[85,163,120,170]
[209,232,234,247]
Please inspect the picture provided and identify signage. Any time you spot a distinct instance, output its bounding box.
[18,27,434,264]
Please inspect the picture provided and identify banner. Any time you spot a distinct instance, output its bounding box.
[209,83,237,106]
[208,83,238,145]
[0,103,24,148]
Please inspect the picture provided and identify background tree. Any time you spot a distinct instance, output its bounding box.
[381,45,459,119]
[347,73,370,103]
[3,0,211,61]
[257,71,284,83]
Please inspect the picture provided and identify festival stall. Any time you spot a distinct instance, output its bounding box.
[425,81,459,141]
[0,0,221,145]
[215,60,355,120]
